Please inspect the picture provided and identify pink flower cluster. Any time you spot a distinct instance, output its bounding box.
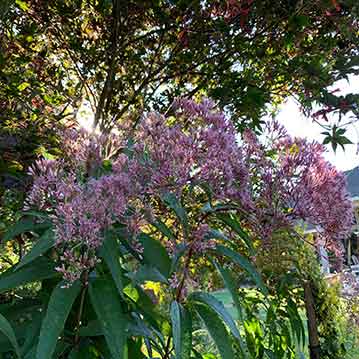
[25,98,353,282]
[26,158,65,211]
[191,224,216,253]
[242,121,353,257]
[53,175,131,282]
[133,99,250,204]
[26,132,133,282]
[59,127,124,176]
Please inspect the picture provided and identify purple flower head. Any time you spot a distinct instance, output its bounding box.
[191,224,216,254]
[133,99,252,206]
[24,98,353,282]
[25,159,64,210]
[242,121,353,259]
[60,127,124,175]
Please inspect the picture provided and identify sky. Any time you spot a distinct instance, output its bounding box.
[277,75,359,172]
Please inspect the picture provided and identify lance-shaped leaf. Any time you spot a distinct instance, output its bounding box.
[189,292,241,342]
[287,298,306,348]
[216,213,255,255]
[99,231,124,295]
[37,281,81,359]
[213,260,244,321]
[78,320,103,337]
[131,264,168,284]
[89,278,128,359]
[152,219,176,241]
[21,311,42,356]
[2,217,51,242]
[161,192,189,233]
[215,245,268,295]
[16,228,55,270]
[138,233,171,277]
[204,268,248,357]
[193,302,235,359]
[170,301,192,359]
[0,313,21,358]
[0,257,57,293]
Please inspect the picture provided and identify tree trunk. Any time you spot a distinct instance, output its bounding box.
[303,281,320,359]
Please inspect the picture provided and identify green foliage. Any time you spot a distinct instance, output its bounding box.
[1,0,358,139]
[170,301,192,359]
[312,275,347,359]
[322,125,353,152]
[89,278,128,359]
[16,228,55,270]
[193,301,235,359]
[99,231,124,295]
[255,230,355,359]
[138,232,171,278]
[0,312,21,358]
[0,211,352,359]
[37,281,81,359]
[215,245,268,295]
[0,204,311,358]
[0,257,57,293]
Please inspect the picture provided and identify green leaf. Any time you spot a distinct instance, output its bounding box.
[293,15,309,27]
[193,303,235,359]
[128,338,146,359]
[0,257,57,293]
[0,313,21,358]
[213,261,244,321]
[128,316,164,356]
[131,264,168,284]
[287,298,305,348]
[215,245,268,295]
[15,0,29,11]
[161,192,188,232]
[116,229,143,261]
[2,218,51,242]
[138,233,171,277]
[17,82,30,91]
[36,281,81,359]
[99,231,124,295]
[171,301,192,359]
[336,128,346,136]
[131,287,161,332]
[152,219,176,241]
[170,243,187,274]
[323,136,331,145]
[24,346,37,359]
[21,210,51,221]
[189,292,241,342]
[216,213,255,255]
[21,312,42,356]
[0,298,41,322]
[16,229,55,270]
[337,135,352,145]
[192,348,205,359]
[332,141,338,152]
[207,229,228,241]
[89,278,128,359]
[78,320,103,337]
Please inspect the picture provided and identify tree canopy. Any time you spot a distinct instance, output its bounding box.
[1,0,358,189]
[1,0,358,129]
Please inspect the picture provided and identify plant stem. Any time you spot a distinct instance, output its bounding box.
[74,271,88,345]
